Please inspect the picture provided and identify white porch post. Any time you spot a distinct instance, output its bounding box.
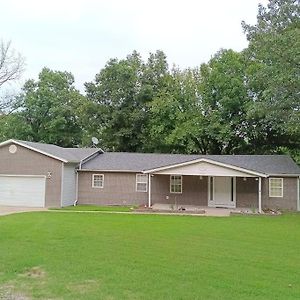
[297,176,300,211]
[258,177,262,213]
[148,173,152,208]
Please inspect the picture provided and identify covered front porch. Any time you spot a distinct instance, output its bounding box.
[144,158,266,213]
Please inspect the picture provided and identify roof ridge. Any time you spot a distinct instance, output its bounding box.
[103,152,290,157]
[105,152,199,156]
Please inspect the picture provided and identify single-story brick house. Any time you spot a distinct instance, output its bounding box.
[0,139,299,212]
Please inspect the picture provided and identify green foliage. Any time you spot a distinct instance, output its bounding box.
[0,112,31,141]
[0,0,299,161]
[198,49,251,154]
[0,68,86,147]
[242,0,300,157]
[146,68,204,153]
[84,50,170,151]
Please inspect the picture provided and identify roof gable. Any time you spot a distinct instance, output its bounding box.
[0,139,102,163]
[143,158,267,177]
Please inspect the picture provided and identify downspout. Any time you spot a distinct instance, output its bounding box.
[74,160,82,206]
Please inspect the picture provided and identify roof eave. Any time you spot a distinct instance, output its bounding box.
[78,169,140,173]
[267,174,300,177]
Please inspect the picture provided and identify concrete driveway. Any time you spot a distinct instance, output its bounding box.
[0,206,47,216]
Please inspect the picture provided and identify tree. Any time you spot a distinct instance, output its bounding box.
[242,0,300,157]
[0,68,86,147]
[84,50,170,151]
[0,40,25,111]
[198,49,254,154]
[241,0,299,39]
[0,112,31,142]
[146,67,204,153]
[148,50,253,155]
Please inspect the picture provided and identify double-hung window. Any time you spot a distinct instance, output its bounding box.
[136,174,148,192]
[170,175,182,193]
[269,178,283,197]
[92,174,104,188]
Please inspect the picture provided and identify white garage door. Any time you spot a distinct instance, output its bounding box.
[0,176,46,207]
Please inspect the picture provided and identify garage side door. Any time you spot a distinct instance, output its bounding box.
[0,176,46,207]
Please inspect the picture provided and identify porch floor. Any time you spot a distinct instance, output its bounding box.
[151,204,257,217]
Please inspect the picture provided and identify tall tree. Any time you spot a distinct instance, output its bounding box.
[198,49,252,154]
[1,68,86,147]
[146,67,204,153]
[85,50,170,151]
[242,0,300,156]
[147,50,252,155]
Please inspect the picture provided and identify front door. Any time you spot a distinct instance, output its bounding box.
[208,177,236,208]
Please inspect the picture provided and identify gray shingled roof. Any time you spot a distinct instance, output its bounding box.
[17,140,101,163]
[81,152,300,175]
[8,139,300,175]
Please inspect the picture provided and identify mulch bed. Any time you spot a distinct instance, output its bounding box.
[134,207,206,215]
[230,209,282,216]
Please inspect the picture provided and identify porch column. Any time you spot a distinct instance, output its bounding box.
[258,177,262,213]
[297,176,300,211]
[148,173,152,208]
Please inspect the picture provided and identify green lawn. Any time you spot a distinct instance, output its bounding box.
[0,212,300,299]
[51,205,136,212]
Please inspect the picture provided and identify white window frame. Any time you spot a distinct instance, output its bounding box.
[92,174,104,188]
[136,174,148,192]
[269,178,283,197]
[170,175,182,194]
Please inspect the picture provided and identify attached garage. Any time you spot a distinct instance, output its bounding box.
[0,139,100,208]
[0,175,46,207]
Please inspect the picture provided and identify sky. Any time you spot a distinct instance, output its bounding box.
[1,0,268,92]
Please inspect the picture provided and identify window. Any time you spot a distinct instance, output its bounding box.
[92,174,104,188]
[136,174,148,192]
[269,178,283,197]
[170,175,182,193]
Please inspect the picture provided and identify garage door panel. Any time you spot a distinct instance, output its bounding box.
[0,176,46,207]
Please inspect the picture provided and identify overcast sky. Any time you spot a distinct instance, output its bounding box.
[1,0,268,92]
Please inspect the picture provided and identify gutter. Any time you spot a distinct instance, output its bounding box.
[78,169,140,173]
[267,174,300,177]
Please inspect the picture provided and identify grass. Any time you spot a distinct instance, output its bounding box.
[0,212,300,299]
[51,204,136,212]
